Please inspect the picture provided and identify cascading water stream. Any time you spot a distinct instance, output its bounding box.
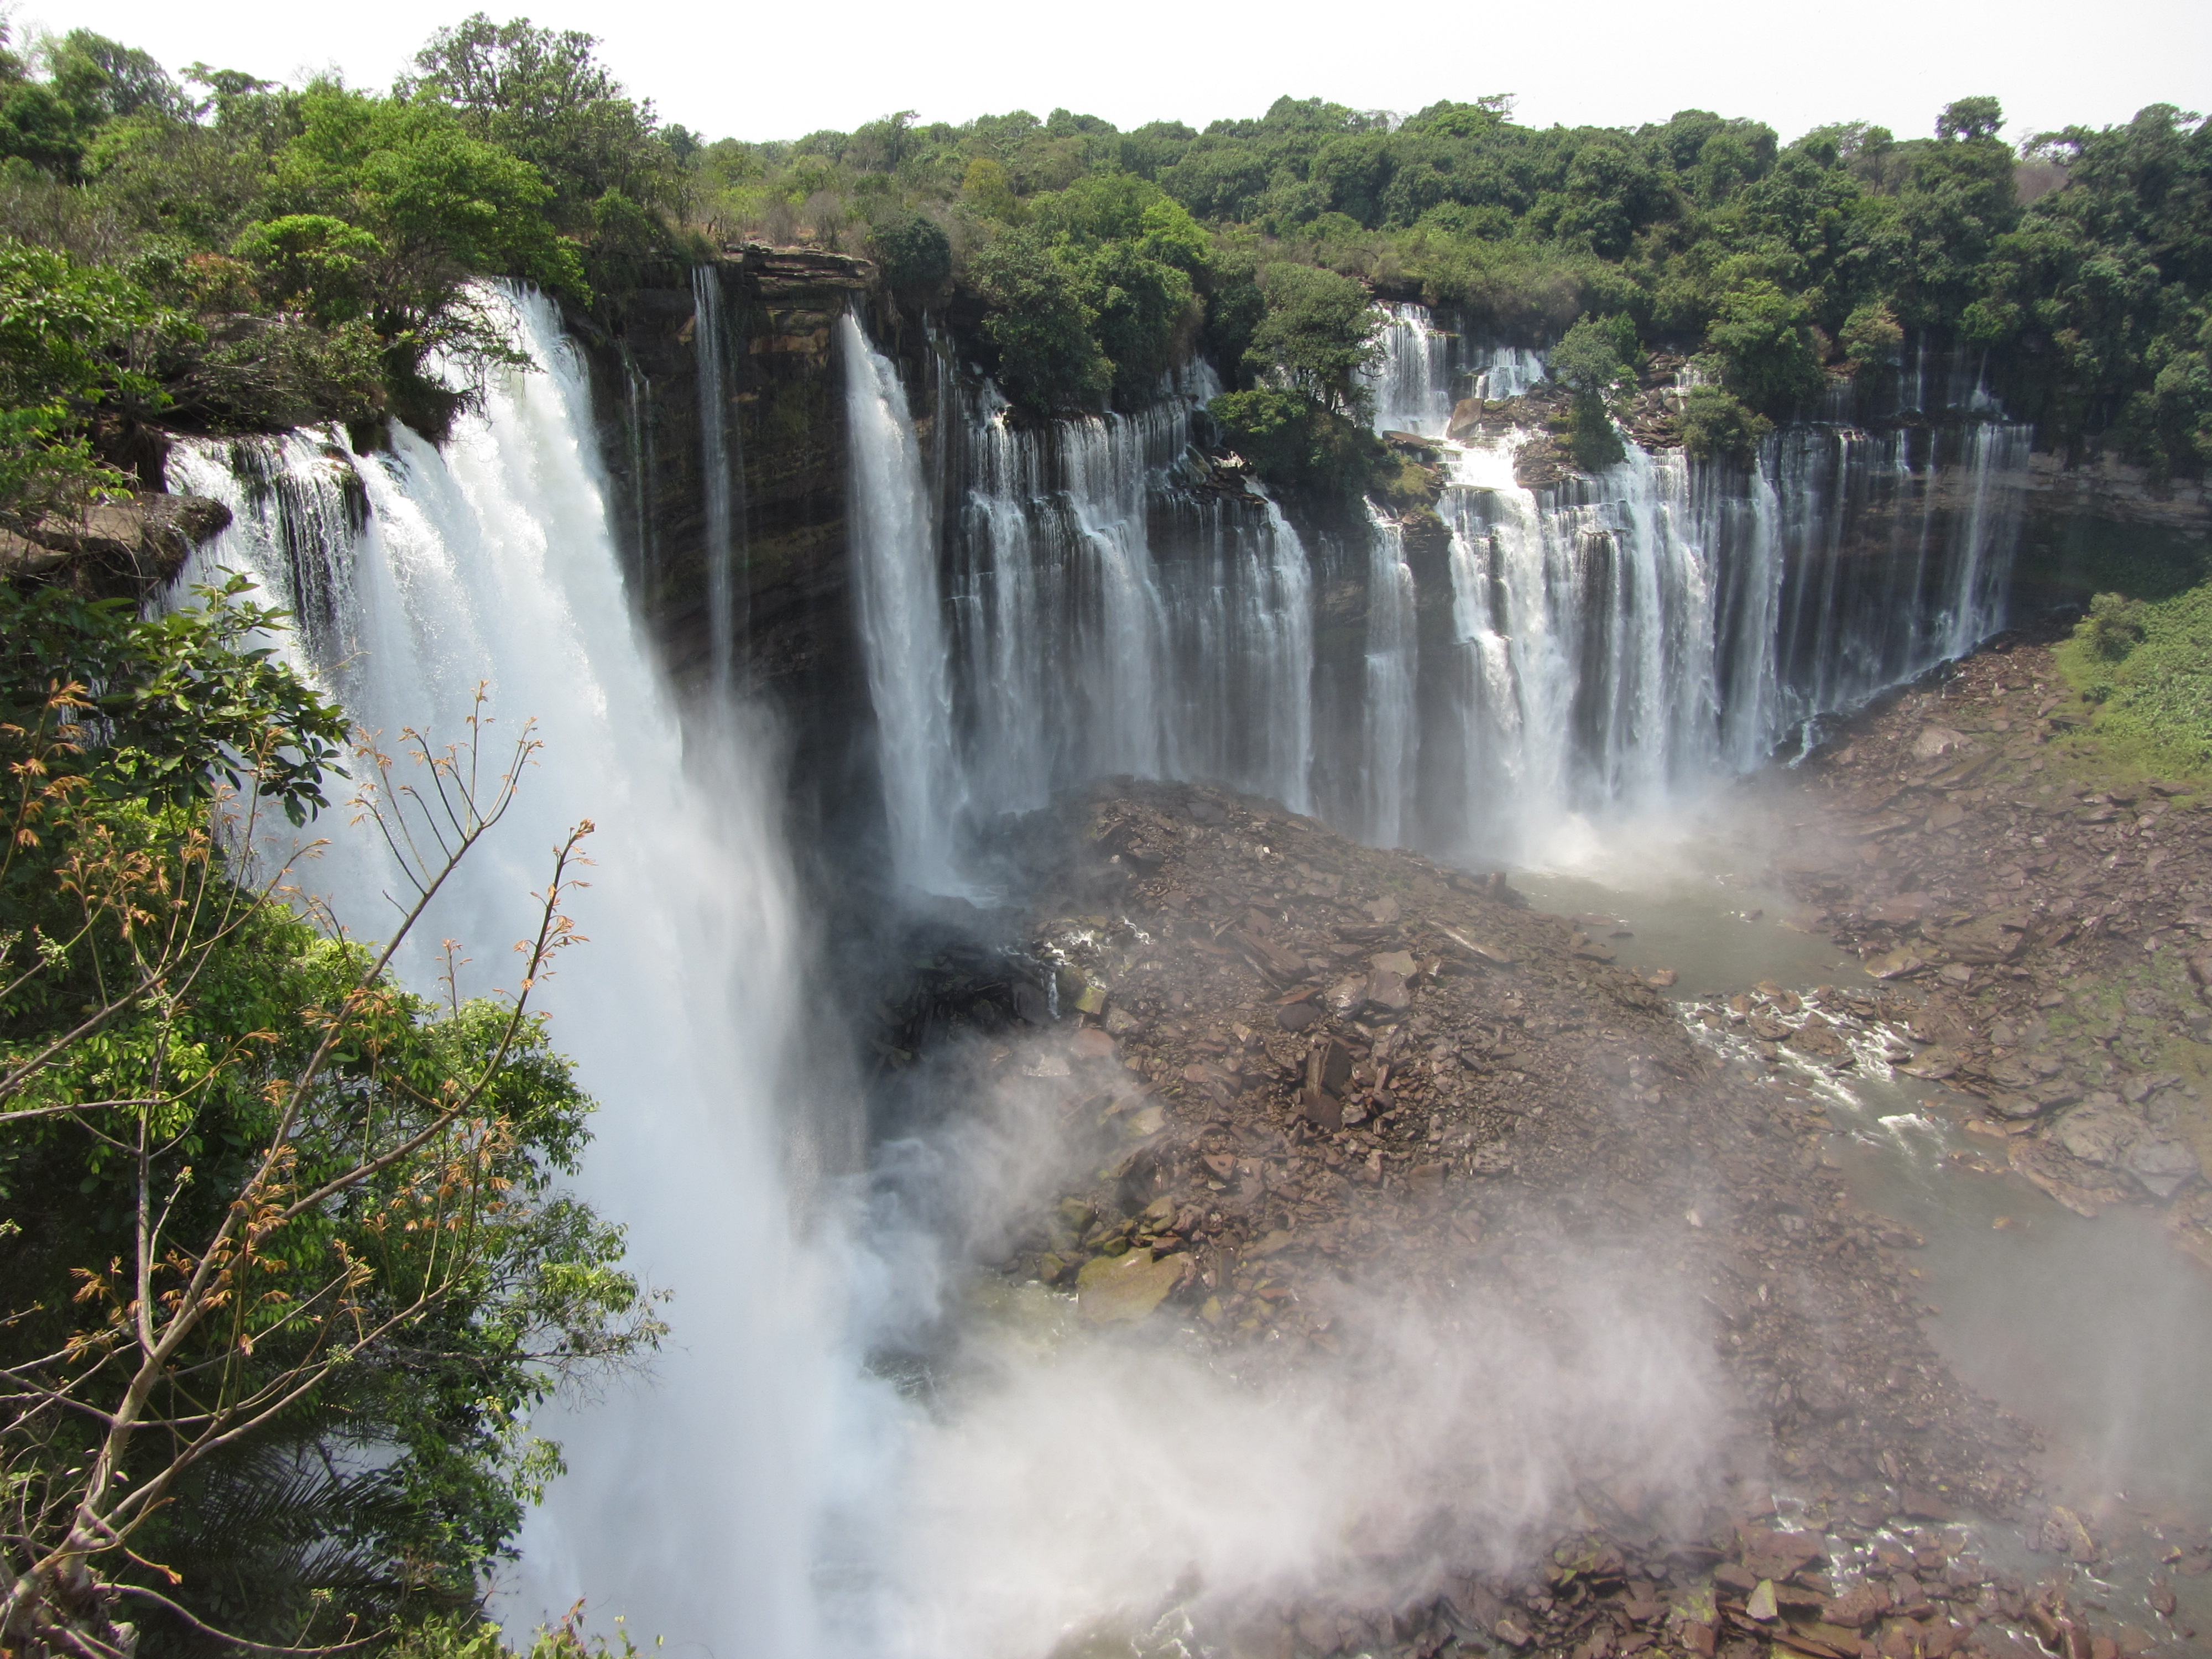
[693,264,747,700]
[947,366,1317,822]
[169,286,865,1653]
[842,311,968,893]
[1360,503,1419,848]
[1366,301,1453,437]
[619,349,661,594]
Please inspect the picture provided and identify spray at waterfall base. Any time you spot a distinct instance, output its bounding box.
[848,774,2064,1659]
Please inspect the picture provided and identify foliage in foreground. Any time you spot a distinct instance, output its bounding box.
[0,576,658,1656]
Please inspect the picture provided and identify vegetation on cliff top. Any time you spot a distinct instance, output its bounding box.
[0,10,2205,524]
[0,13,697,533]
[695,92,2210,487]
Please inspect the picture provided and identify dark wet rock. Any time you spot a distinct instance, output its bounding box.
[1,491,232,597]
[1075,1246,1190,1323]
[2124,1135,2199,1198]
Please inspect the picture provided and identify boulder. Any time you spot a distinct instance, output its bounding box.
[1364,967,1412,1013]
[2,492,232,594]
[1911,726,1973,761]
[2125,1136,2199,1199]
[1075,1248,1188,1324]
[2053,1103,2142,1168]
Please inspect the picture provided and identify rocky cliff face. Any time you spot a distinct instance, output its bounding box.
[2,492,232,597]
[562,271,2206,878]
[565,248,910,839]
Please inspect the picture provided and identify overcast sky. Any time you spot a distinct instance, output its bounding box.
[22,0,2210,148]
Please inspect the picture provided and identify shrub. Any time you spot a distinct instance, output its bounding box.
[1677,383,1772,464]
[872,208,952,296]
[2078,589,2149,659]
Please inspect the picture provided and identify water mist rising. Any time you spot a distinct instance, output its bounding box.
[846,1047,1723,1659]
[170,288,864,1652]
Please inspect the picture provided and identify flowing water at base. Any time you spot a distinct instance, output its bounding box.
[1515,807,2212,1648]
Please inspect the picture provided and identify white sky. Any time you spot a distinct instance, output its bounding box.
[22,0,2211,149]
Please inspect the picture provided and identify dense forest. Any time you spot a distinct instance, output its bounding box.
[0,13,2206,531]
[0,10,2208,1656]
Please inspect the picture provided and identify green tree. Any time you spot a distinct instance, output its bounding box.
[0,580,656,1655]
[258,82,587,431]
[1208,384,1378,509]
[871,209,951,297]
[402,13,674,228]
[230,213,385,325]
[970,228,1108,411]
[1550,314,1634,470]
[1021,175,1210,405]
[1676,383,1771,464]
[1701,273,1824,414]
[0,239,186,524]
[1245,263,1380,416]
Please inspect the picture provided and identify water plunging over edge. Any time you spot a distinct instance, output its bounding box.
[842,310,969,894]
[694,263,748,702]
[166,286,875,1653]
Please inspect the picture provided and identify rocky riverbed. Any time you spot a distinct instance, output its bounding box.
[853,756,2212,1659]
[846,606,2212,1659]
[1770,631,2212,1261]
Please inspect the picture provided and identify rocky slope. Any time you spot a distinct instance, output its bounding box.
[851,779,2212,1659]
[1769,632,2212,1261]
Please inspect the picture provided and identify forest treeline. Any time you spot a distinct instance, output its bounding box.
[0,12,2205,532]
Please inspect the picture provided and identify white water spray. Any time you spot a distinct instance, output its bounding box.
[171,288,864,1653]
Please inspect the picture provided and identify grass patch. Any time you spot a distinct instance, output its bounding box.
[2053,573,2212,786]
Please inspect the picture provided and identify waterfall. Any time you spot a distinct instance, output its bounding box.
[1339,301,2027,860]
[845,298,2031,871]
[1470,343,1547,403]
[1360,302,1547,434]
[168,287,859,1653]
[841,312,967,892]
[955,387,1175,801]
[939,371,1318,828]
[1361,503,1420,847]
[1423,415,2031,859]
[619,349,660,597]
[1366,301,1454,436]
[1248,488,1317,817]
[693,264,747,700]
[1436,438,1733,853]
